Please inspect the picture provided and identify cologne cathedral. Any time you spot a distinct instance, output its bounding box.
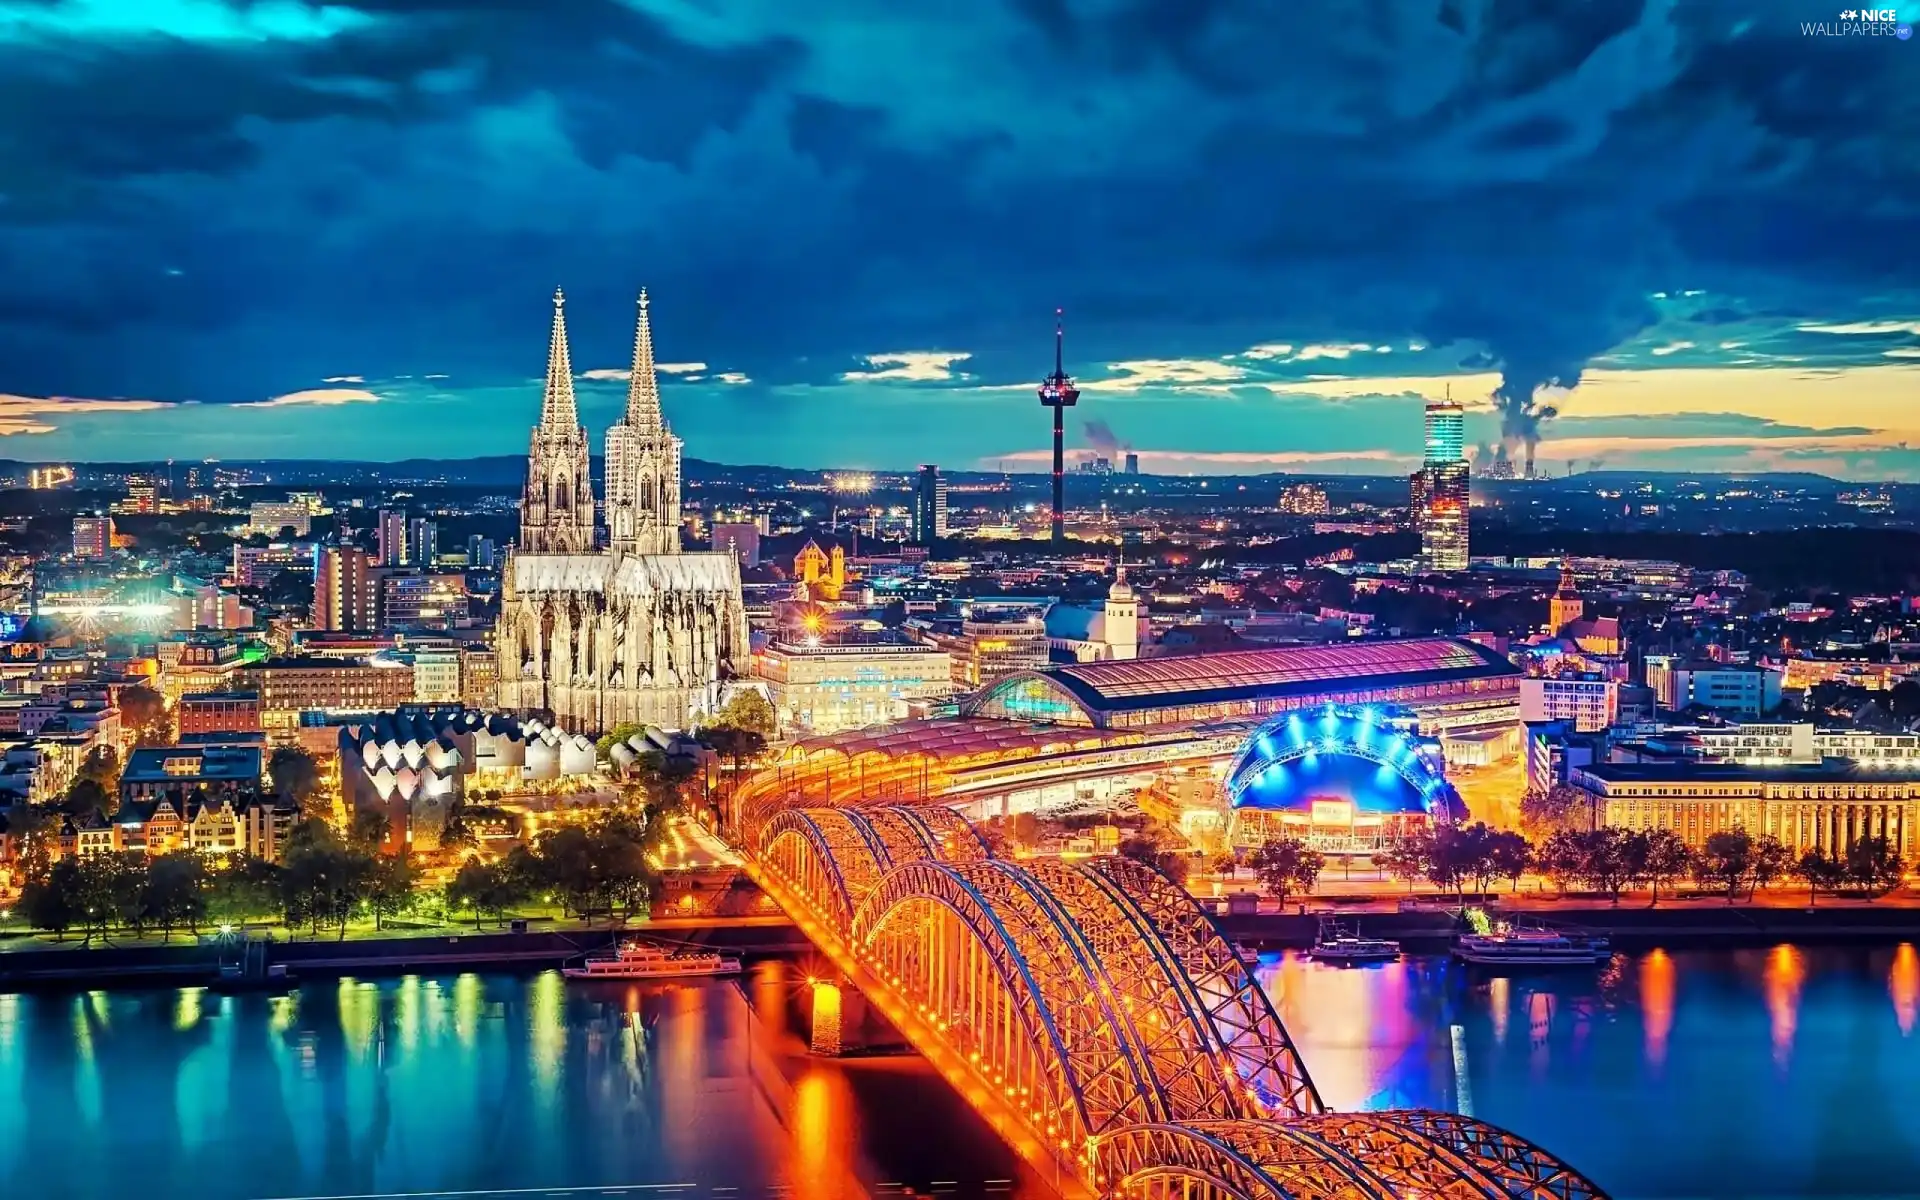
[496,289,749,734]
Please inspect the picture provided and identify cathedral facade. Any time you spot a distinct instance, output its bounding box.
[496,289,749,735]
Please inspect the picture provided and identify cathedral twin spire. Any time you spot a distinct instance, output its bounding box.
[519,287,682,558]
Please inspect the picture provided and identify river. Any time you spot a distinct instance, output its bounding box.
[3,946,1918,1199]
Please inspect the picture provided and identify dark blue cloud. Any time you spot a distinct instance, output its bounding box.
[0,0,1915,466]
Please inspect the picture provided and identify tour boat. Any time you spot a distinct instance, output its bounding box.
[1304,919,1400,965]
[1452,924,1611,967]
[564,941,743,981]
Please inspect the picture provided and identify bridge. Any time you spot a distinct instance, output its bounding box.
[744,803,1607,1199]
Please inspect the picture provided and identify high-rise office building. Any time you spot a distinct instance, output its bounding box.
[1412,396,1469,572]
[314,545,376,631]
[377,508,408,566]
[71,516,113,559]
[913,464,949,544]
[407,517,438,567]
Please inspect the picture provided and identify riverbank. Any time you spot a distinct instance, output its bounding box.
[1223,900,1920,949]
[0,916,808,990]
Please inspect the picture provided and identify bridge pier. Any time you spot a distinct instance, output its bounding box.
[806,976,907,1057]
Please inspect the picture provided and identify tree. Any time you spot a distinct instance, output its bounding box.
[268,746,323,817]
[1247,836,1324,906]
[1695,829,1755,902]
[142,852,208,940]
[1750,834,1794,896]
[1637,829,1693,907]
[1535,829,1590,893]
[1793,848,1847,906]
[1573,828,1634,905]
[347,807,391,852]
[75,745,121,792]
[119,685,170,746]
[439,803,477,851]
[1377,835,1431,894]
[4,804,57,883]
[1117,825,1191,886]
[1520,785,1589,836]
[364,855,419,930]
[1486,829,1532,893]
[1008,811,1042,851]
[208,856,282,927]
[698,724,768,810]
[16,859,82,939]
[595,721,648,762]
[64,777,114,824]
[1845,835,1906,895]
[447,860,511,928]
[710,688,776,737]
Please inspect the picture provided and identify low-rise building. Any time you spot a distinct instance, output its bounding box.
[1644,656,1782,718]
[179,690,263,735]
[1571,759,1920,858]
[1519,675,1618,733]
[753,634,954,734]
[237,657,419,736]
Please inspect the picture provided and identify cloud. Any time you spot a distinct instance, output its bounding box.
[1080,359,1248,391]
[1799,320,1920,337]
[713,371,751,384]
[0,393,174,436]
[242,387,381,408]
[0,0,1916,477]
[841,351,973,382]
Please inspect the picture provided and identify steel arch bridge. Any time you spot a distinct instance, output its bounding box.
[747,805,1606,1199]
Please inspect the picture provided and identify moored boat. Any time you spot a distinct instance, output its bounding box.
[1304,918,1399,965]
[564,941,742,980]
[1451,912,1610,967]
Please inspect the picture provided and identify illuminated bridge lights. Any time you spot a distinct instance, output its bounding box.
[747,803,1606,1199]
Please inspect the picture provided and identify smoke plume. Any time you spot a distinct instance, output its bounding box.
[1492,369,1569,478]
[1082,418,1128,462]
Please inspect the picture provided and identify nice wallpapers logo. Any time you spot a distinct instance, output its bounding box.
[1803,8,1913,36]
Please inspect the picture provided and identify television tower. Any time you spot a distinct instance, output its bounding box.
[1037,308,1080,546]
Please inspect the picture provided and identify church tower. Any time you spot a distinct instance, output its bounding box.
[604,289,684,557]
[1548,559,1585,634]
[519,289,597,554]
[1104,560,1140,661]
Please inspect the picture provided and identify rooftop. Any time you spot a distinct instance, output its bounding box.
[989,637,1519,717]
[1579,759,1920,784]
[122,744,264,784]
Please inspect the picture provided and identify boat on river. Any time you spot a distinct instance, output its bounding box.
[564,940,742,981]
[1452,911,1610,966]
[1304,918,1400,965]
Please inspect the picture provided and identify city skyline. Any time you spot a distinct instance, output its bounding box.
[1,2,1917,477]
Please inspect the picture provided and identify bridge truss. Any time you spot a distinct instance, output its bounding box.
[749,805,1608,1199]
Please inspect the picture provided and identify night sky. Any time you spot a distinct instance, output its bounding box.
[1,0,1917,476]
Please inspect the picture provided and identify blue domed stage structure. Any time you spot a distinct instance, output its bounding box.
[1225,704,1464,851]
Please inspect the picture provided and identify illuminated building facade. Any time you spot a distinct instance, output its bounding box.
[1277,483,1330,515]
[238,657,418,736]
[793,540,849,601]
[314,546,375,631]
[498,288,748,734]
[1410,397,1468,572]
[71,516,113,560]
[604,290,684,557]
[178,690,263,735]
[250,502,312,538]
[911,609,1052,689]
[754,635,953,734]
[1519,675,1617,732]
[1224,706,1462,851]
[913,464,948,543]
[1547,561,1584,632]
[970,638,1520,735]
[1571,760,1920,857]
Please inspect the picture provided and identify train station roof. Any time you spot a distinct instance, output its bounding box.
[971,637,1519,725]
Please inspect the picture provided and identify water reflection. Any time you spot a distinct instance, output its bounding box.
[0,967,1032,1200]
[1891,943,1919,1036]
[1269,945,1920,1199]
